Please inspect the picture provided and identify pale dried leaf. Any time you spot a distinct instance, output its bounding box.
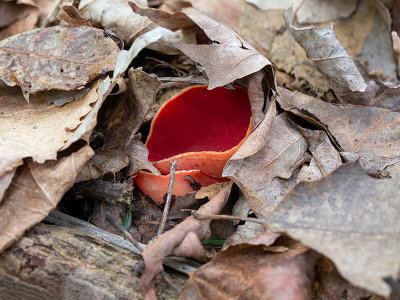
[127,139,160,175]
[0,25,119,98]
[266,163,400,296]
[277,87,400,176]
[296,0,358,24]
[130,3,275,90]
[283,6,367,100]
[79,0,153,45]
[224,113,309,216]
[0,145,94,254]
[243,0,301,11]
[0,80,101,177]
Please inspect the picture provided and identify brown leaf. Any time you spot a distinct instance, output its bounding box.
[140,183,232,300]
[57,5,91,26]
[0,80,101,179]
[0,145,94,254]
[78,68,161,180]
[283,6,367,101]
[180,241,317,300]
[265,163,400,296]
[129,2,275,90]
[0,0,39,41]
[277,87,400,177]
[0,169,15,203]
[79,0,153,45]
[0,25,119,99]
[223,113,309,216]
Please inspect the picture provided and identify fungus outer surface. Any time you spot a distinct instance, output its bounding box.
[146,86,252,162]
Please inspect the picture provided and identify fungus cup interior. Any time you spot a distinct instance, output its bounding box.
[135,85,252,204]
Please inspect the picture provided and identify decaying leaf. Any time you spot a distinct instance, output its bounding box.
[243,0,300,11]
[180,241,317,300]
[0,0,39,41]
[283,6,367,101]
[0,79,101,182]
[79,0,153,45]
[0,169,15,203]
[129,2,276,90]
[0,145,94,254]
[265,163,400,296]
[277,87,400,177]
[78,68,161,180]
[140,183,232,300]
[0,25,119,99]
[223,113,309,216]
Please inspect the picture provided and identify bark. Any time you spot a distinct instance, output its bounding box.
[0,223,186,300]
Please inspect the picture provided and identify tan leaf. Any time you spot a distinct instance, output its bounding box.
[0,0,39,41]
[277,87,400,176]
[265,163,400,296]
[283,6,367,100]
[0,80,101,177]
[140,183,232,300]
[180,241,317,300]
[223,113,309,216]
[79,0,153,45]
[0,169,15,203]
[0,145,94,254]
[0,25,119,99]
[129,2,275,90]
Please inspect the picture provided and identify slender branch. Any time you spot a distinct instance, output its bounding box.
[158,77,209,84]
[190,210,268,225]
[158,161,178,236]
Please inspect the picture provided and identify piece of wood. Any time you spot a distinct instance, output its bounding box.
[0,223,186,300]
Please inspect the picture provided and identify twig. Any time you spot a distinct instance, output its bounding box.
[158,161,178,236]
[158,77,209,84]
[106,212,181,294]
[189,210,268,225]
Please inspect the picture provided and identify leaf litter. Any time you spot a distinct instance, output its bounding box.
[0,0,399,299]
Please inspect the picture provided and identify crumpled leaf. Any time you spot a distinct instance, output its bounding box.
[0,145,94,254]
[265,163,400,296]
[0,0,39,41]
[140,183,232,300]
[129,2,275,90]
[0,79,101,180]
[296,0,358,24]
[79,0,153,45]
[277,87,400,177]
[283,6,367,101]
[0,25,119,99]
[223,113,309,216]
[243,0,300,11]
[180,241,317,300]
[0,169,15,203]
[296,128,342,182]
[78,68,161,181]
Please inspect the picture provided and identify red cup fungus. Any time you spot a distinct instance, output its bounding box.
[134,85,252,204]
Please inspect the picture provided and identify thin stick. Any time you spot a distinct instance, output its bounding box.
[158,77,209,84]
[158,161,178,236]
[190,211,268,225]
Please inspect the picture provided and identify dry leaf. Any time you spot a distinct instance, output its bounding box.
[180,241,317,300]
[296,0,358,24]
[283,6,367,101]
[78,68,161,180]
[0,145,94,254]
[0,79,101,183]
[265,163,400,296]
[79,0,153,45]
[129,2,275,90]
[0,169,15,203]
[0,0,39,41]
[140,183,232,300]
[223,113,309,216]
[277,87,400,177]
[0,25,119,99]
[57,5,91,26]
[243,0,300,11]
